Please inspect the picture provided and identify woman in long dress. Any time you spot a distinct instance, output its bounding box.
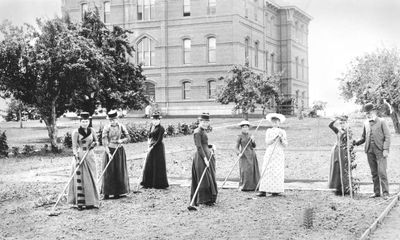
[328,116,350,195]
[235,120,260,191]
[67,112,99,210]
[257,113,288,197]
[141,112,169,189]
[190,113,218,206]
[101,110,131,199]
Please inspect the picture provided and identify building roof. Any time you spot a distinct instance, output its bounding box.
[266,0,313,21]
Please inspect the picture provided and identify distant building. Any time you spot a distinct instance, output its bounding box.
[62,0,311,115]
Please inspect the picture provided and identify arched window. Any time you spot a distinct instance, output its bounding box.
[208,0,216,15]
[137,37,155,66]
[301,91,305,108]
[301,59,305,80]
[137,0,155,21]
[144,82,155,101]
[183,0,191,16]
[208,37,216,63]
[265,50,269,73]
[81,3,88,20]
[271,53,275,73]
[208,80,217,99]
[183,39,191,64]
[244,37,249,63]
[254,41,259,67]
[269,16,275,36]
[295,21,299,42]
[104,1,111,23]
[295,90,299,108]
[295,56,299,79]
[183,81,191,99]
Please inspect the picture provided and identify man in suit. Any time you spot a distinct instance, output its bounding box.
[354,103,391,199]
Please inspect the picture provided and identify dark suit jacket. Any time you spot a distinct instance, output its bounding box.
[354,117,391,153]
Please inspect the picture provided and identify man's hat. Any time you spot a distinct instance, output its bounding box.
[198,112,210,121]
[107,110,118,119]
[266,113,286,123]
[79,112,91,120]
[363,103,375,113]
[238,120,250,127]
[151,111,162,119]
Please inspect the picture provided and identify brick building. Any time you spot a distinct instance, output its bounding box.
[61,0,311,115]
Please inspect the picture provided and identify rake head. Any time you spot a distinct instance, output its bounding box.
[48,210,61,217]
[187,205,198,211]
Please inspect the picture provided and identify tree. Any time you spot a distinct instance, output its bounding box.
[216,64,280,120]
[338,48,400,133]
[68,11,148,114]
[0,18,108,150]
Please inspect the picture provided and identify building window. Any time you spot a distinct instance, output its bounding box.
[137,37,155,66]
[295,57,299,79]
[208,37,216,63]
[183,39,191,64]
[301,59,305,80]
[137,0,155,21]
[81,3,88,20]
[271,53,275,73]
[183,81,191,99]
[295,90,299,108]
[244,0,248,18]
[265,51,269,73]
[208,0,216,15]
[208,80,217,99]
[254,0,258,21]
[254,42,259,67]
[244,38,249,63]
[301,91,305,108]
[269,16,275,36]
[104,1,110,23]
[144,82,156,101]
[183,0,190,16]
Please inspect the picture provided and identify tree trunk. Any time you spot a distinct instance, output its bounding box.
[43,102,59,152]
[242,111,249,120]
[19,109,23,128]
[390,109,400,134]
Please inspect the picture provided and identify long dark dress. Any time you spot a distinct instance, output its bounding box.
[141,124,169,189]
[190,127,218,205]
[101,123,130,196]
[67,127,99,207]
[235,133,260,191]
[328,121,350,195]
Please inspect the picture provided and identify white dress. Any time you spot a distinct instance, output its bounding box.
[259,127,288,193]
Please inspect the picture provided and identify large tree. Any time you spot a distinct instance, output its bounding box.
[0,18,107,150]
[338,48,400,133]
[68,11,148,114]
[217,63,280,120]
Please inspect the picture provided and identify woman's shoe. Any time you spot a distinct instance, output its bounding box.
[256,192,266,197]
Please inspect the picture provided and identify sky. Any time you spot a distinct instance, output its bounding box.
[1,0,400,115]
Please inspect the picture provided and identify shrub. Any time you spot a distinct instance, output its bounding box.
[11,147,19,157]
[166,124,175,136]
[22,145,35,155]
[63,132,72,148]
[0,130,9,157]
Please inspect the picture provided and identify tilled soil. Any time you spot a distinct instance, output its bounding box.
[0,182,387,240]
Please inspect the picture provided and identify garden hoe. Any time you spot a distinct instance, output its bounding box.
[132,147,152,194]
[48,149,90,216]
[220,118,264,190]
[187,152,214,211]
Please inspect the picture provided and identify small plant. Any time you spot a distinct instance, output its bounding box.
[166,124,175,136]
[303,206,315,229]
[22,145,35,155]
[63,132,73,148]
[11,147,20,157]
[0,130,9,157]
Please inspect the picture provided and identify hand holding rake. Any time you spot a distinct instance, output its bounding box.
[97,144,122,185]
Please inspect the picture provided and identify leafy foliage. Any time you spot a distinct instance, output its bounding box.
[63,132,73,149]
[217,64,280,119]
[0,130,9,157]
[338,48,400,133]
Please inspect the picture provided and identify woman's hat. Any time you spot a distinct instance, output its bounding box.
[266,113,286,123]
[239,120,250,127]
[151,111,162,119]
[363,103,375,113]
[107,110,118,119]
[79,112,91,120]
[198,112,210,121]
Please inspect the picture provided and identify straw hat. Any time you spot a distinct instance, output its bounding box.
[266,113,286,123]
[78,112,91,120]
[198,112,210,121]
[151,111,162,119]
[238,120,250,127]
[107,110,118,119]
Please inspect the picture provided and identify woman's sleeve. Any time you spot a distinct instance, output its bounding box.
[235,135,241,154]
[151,127,164,147]
[102,125,109,146]
[194,132,206,159]
[281,130,288,147]
[265,129,277,145]
[91,128,98,146]
[329,120,339,134]
[120,124,130,143]
[251,138,256,148]
[72,130,79,156]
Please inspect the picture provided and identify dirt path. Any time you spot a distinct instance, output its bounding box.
[370,203,400,239]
